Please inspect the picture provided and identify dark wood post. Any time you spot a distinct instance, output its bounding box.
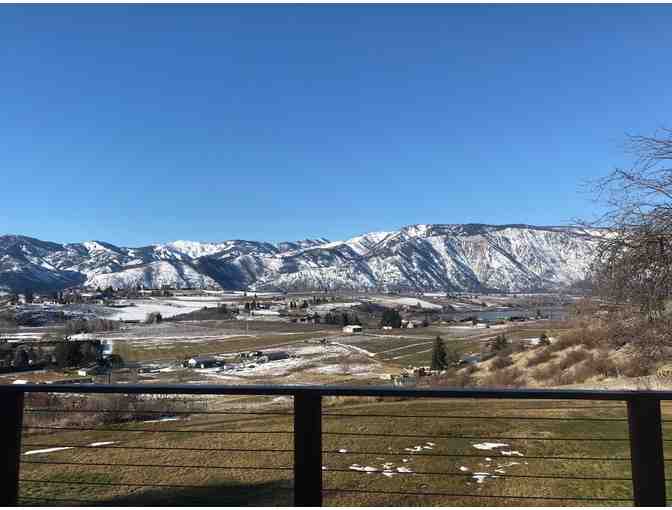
[0,390,24,506]
[294,392,322,506]
[628,397,666,506]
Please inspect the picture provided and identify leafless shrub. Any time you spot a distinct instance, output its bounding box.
[558,348,591,370]
[432,369,476,388]
[489,354,514,372]
[547,334,584,353]
[64,318,121,336]
[482,367,526,388]
[619,354,655,378]
[550,371,575,386]
[463,364,479,374]
[571,362,597,384]
[585,128,672,318]
[526,349,554,368]
[22,393,204,431]
[583,351,620,378]
[531,362,561,382]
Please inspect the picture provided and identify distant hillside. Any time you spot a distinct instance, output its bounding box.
[0,224,599,293]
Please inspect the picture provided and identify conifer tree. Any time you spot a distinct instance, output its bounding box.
[430,336,448,371]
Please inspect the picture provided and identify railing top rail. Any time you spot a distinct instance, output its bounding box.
[2,383,672,400]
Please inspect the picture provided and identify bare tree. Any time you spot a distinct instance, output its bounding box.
[586,128,672,317]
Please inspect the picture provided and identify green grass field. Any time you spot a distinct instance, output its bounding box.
[18,395,668,506]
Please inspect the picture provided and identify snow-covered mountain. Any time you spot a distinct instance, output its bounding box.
[0,224,599,293]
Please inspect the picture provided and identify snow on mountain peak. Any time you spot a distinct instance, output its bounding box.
[162,240,228,259]
[0,224,601,292]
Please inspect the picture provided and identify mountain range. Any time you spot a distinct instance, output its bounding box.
[0,224,599,294]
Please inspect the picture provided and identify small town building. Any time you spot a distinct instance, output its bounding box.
[187,356,221,369]
[77,365,108,377]
[259,351,290,363]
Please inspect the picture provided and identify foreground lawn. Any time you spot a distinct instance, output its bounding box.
[17,395,663,506]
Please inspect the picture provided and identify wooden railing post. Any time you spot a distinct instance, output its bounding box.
[294,392,322,506]
[0,390,24,506]
[628,397,666,506]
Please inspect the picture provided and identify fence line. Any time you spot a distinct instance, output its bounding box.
[1,384,669,506]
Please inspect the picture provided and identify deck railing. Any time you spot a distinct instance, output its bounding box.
[0,384,669,506]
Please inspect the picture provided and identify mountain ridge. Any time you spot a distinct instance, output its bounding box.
[0,224,599,293]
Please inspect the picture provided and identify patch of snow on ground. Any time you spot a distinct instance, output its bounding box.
[24,447,74,456]
[330,342,376,357]
[88,441,117,447]
[501,450,524,456]
[472,442,509,450]
[308,364,371,375]
[472,472,493,483]
[142,417,180,423]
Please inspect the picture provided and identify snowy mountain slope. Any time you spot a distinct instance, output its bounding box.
[86,261,219,290]
[0,224,600,293]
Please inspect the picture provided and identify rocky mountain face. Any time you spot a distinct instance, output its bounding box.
[0,224,599,293]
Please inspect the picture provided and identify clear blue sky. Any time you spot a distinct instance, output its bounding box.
[2,4,672,246]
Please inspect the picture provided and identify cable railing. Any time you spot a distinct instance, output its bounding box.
[0,384,670,506]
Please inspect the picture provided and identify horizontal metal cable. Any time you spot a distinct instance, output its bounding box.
[21,460,292,470]
[22,426,292,434]
[323,413,628,422]
[321,450,631,461]
[322,468,632,482]
[323,431,629,441]
[8,382,672,400]
[22,443,292,453]
[25,408,291,416]
[19,479,294,490]
[429,405,627,411]
[18,496,100,504]
[321,488,632,502]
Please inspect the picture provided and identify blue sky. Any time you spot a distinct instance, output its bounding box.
[2,4,672,246]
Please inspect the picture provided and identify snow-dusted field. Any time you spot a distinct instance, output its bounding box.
[185,341,385,381]
[372,297,443,310]
[102,298,227,321]
[309,302,361,312]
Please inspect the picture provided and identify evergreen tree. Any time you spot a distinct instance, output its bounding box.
[430,336,448,371]
[13,348,29,368]
[380,308,402,328]
[341,313,350,326]
[490,334,509,352]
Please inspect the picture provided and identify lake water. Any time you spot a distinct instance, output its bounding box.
[446,305,568,322]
